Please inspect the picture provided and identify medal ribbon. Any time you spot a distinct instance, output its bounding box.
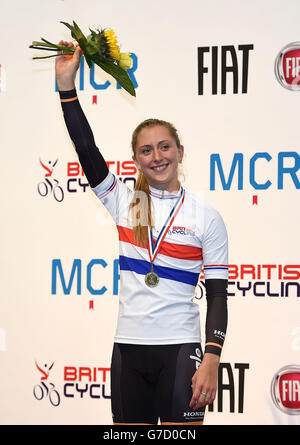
[147,187,185,264]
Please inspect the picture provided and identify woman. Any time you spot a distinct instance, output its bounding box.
[56,42,228,425]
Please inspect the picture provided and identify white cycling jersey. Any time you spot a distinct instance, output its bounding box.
[92,171,228,345]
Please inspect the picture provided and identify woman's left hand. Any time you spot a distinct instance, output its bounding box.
[189,353,220,411]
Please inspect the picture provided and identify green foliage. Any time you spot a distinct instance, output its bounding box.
[30,20,136,96]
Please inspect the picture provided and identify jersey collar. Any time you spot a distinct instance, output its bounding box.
[149,183,183,199]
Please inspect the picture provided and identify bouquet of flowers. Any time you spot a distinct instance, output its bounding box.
[29,21,135,96]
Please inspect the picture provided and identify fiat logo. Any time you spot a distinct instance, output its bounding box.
[275,42,300,90]
[271,365,300,414]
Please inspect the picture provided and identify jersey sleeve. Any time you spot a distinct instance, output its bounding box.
[200,206,228,356]
[202,206,228,279]
[91,170,133,226]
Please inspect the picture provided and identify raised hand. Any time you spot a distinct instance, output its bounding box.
[55,41,83,91]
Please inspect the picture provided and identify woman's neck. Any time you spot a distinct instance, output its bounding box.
[148,178,180,194]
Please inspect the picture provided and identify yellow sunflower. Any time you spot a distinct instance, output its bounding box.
[104,29,120,61]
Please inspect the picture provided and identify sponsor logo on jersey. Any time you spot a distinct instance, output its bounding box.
[168,226,196,236]
[189,347,202,370]
[183,411,203,417]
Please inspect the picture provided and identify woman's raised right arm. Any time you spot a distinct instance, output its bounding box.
[56,41,108,188]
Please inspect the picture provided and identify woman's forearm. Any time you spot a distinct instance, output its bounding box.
[59,88,109,187]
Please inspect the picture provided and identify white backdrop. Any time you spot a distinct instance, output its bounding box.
[0,0,299,425]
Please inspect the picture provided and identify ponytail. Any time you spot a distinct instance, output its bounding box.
[129,171,152,248]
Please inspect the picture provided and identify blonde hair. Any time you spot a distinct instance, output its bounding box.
[129,118,181,247]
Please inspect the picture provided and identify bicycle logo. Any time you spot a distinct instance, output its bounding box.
[33,361,61,407]
[194,280,204,300]
[37,158,64,202]
[189,348,202,370]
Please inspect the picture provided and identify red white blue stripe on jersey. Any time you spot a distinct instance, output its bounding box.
[117,226,203,261]
[204,265,228,271]
[119,255,200,286]
[95,174,117,199]
[149,189,180,199]
[117,222,202,286]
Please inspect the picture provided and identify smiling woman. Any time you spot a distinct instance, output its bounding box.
[133,122,183,191]
[55,45,229,425]
[130,119,184,248]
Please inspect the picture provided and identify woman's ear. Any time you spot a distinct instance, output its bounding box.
[179,145,184,163]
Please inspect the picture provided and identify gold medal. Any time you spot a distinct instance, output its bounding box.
[145,271,159,287]
[145,187,185,289]
[145,265,159,287]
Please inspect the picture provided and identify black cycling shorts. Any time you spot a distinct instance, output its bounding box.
[110,342,206,424]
